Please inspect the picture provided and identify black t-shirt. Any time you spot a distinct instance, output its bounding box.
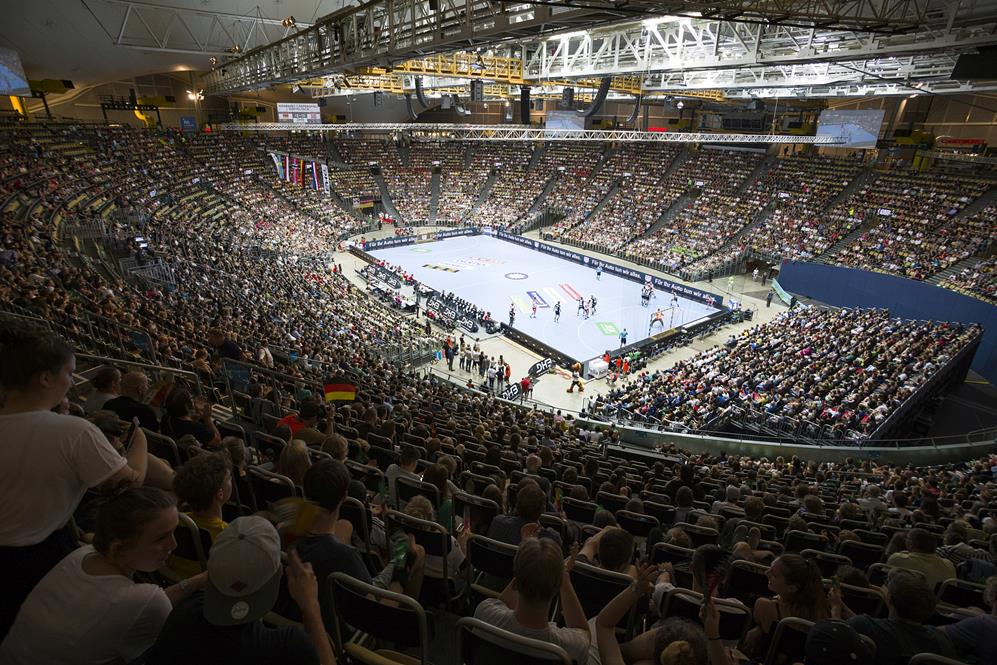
[146,592,318,665]
[272,533,372,621]
[847,615,956,665]
[162,415,214,445]
[102,395,160,432]
[216,338,244,361]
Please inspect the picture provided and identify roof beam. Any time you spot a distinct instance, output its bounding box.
[214,121,845,143]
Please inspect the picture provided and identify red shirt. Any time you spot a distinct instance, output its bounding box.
[277,414,306,436]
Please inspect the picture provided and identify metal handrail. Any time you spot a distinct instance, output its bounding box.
[74,352,203,397]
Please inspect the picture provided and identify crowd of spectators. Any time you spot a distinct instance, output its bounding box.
[622,149,765,274]
[831,173,992,280]
[739,154,866,264]
[593,306,981,438]
[2,121,996,665]
[2,302,995,664]
[940,255,997,304]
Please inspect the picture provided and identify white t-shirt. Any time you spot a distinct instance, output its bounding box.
[0,546,173,664]
[473,598,590,664]
[0,411,127,546]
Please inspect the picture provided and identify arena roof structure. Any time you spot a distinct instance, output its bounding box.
[196,0,997,99]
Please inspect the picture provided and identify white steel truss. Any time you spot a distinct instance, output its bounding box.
[200,0,980,95]
[216,122,845,143]
[81,0,311,56]
[521,13,997,83]
[719,79,997,98]
[201,0,634,95]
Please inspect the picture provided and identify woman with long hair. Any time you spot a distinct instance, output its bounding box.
[1,487,207,664]
[0,322,146,640]
[744,553,829,659]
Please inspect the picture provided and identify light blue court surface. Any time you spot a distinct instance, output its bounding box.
[369,235,720,361]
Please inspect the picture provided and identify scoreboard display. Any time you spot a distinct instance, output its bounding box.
[277,103,321,124]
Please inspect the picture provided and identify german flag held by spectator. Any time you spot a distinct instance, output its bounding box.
[323,382,356,401]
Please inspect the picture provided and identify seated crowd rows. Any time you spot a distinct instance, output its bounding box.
[1,317,995,665]
[592,306,980,438]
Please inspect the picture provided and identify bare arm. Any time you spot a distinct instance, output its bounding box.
[163,571,208,607]
[288,550,337,665]
[560,545,589,634]
[596,563,657,665]
[123,426,149,484]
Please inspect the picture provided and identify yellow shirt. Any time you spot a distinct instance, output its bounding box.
[164,513,227,579]
[886,551,957,592]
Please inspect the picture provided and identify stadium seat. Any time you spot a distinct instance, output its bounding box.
[838,540,885,571]
[328,572,433,665]
[661,588,751,642]
[569,561,639,638]
[248,466,298,507]
[457,616,571,665]
[801,549,853,578]
[724,559,773,605]
[385,509,462,610]
[466,534,517,600]
[763,617,813,665]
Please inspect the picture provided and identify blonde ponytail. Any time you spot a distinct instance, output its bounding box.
[660,640,697,665]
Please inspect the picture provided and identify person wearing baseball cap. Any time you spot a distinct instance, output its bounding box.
[147,516,335,664]
[805,619,874,665]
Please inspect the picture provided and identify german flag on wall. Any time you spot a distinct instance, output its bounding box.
[324,382,357,402]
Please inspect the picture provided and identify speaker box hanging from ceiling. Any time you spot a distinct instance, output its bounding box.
[404,93,418,120]
[470,80,484,102]
[374,91,384,106]
[559,87,574,109]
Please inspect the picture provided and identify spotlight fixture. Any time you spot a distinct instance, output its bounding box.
[281,16,296,28]
[209,56,217,66]
[676,100,684,109]
[229,45,241,54]
[291,84,303,94]
[187,89,204,101]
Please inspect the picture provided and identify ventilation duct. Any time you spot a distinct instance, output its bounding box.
[404,93,418,120]
[577,77,612,118]
[414,76,429,108]
[627,94,642,125]
[520,86,531,124]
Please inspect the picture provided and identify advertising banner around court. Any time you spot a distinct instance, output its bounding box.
[491,229,723,308]
[529,357,554,377]
[363,236,416,250]
[500,382,521,401]
[371,265,401,289]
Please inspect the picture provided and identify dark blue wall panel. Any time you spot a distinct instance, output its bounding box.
[778,262,996,385]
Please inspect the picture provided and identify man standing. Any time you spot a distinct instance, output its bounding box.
[577,298,584,317]
[619,328,628,348]
[531,301,537,319]
[553,301,561,322]
[766,291,774,308]
[508,305,515,326]
[596,264,602,280]
[487,363,497,392]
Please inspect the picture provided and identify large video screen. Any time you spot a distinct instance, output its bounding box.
[816,109,886,148]
[545,110,585,131]
[277,102,322,124]
[0,48,30,96]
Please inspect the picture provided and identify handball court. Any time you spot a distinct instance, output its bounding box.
[369,235,720,361]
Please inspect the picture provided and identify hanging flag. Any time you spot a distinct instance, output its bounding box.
[270,152,284,180]
[320,163,331,195]
[283,154,291,182]
[324,382,357,401]
[312,161,320,190]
